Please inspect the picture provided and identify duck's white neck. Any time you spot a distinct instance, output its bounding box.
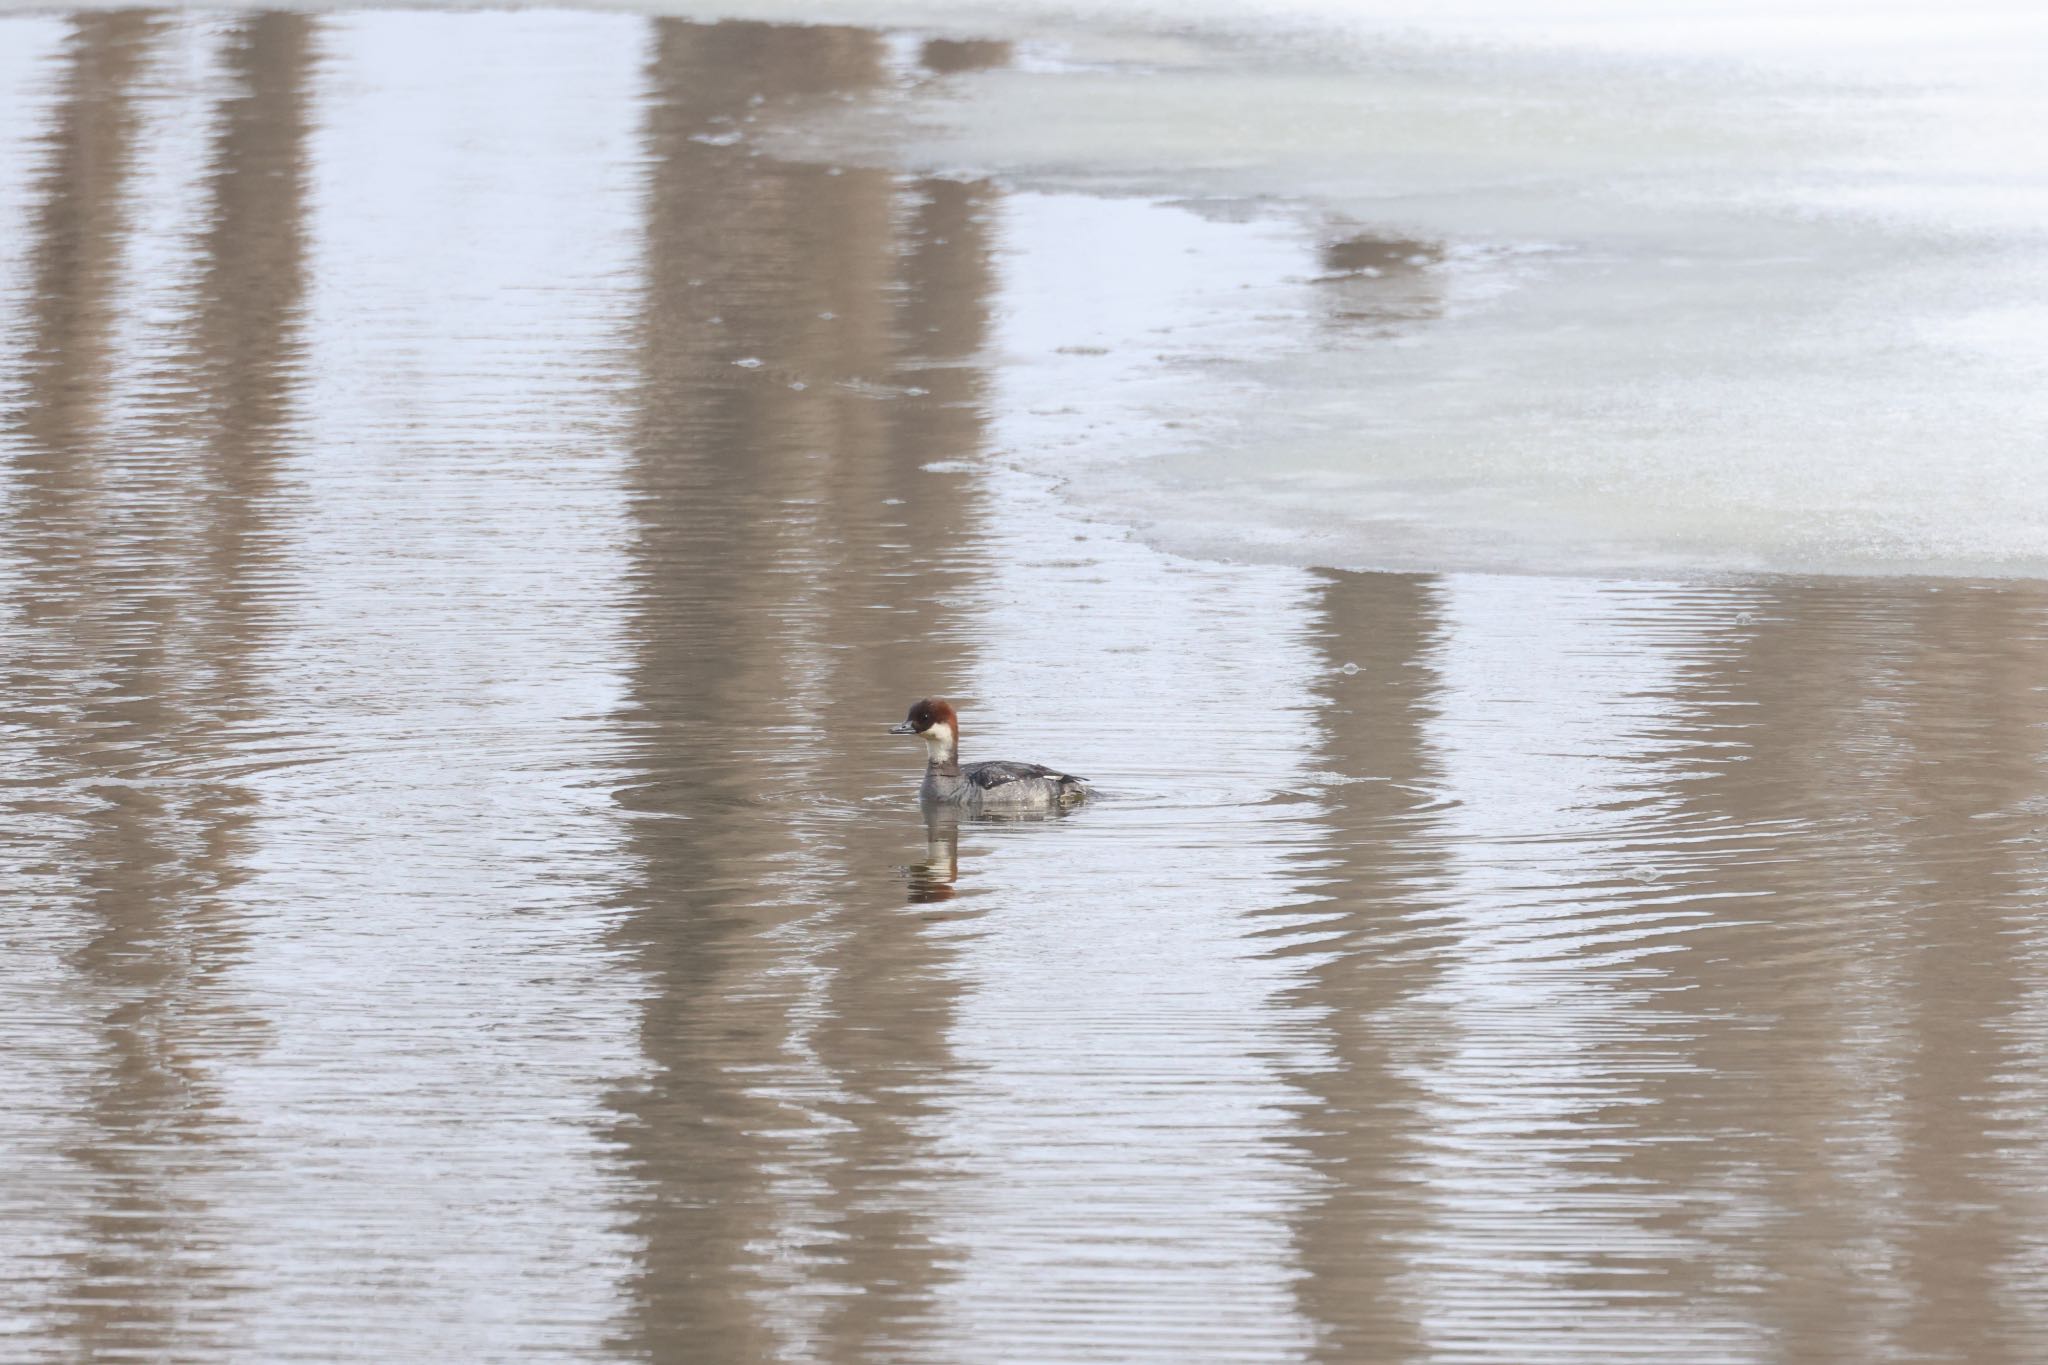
[921,721,958,774]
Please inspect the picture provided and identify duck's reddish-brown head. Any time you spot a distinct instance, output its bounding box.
[889,697,959,756]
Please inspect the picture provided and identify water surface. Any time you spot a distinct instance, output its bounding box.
[2,10,2047,1363]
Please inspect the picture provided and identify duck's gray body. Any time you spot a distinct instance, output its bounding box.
[921,758,1089,811]
[892,696,1088,812]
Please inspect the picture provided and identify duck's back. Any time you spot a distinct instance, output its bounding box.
[963,760,1089,807]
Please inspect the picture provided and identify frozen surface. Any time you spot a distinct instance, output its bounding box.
[740,0,2048,576]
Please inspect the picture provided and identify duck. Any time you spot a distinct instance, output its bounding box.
[889,697,1089,810]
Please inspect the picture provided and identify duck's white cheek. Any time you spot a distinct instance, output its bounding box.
[920,724,955,758]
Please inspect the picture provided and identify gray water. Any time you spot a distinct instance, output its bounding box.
[3,11,2048,1363]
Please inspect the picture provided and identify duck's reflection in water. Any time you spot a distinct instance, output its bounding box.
[904,809,962,905]
[902,804,1086,907]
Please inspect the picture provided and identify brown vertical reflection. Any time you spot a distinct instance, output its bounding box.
[178,13,314,965]
[1276,570,1450,1362]
[1627,581,2048,1362]
[804,170,1001,1363]
[607,20,1004,1361]
[3,12,313,1354]
[13,11,158,458]
[917,38,1011,76]
[1885,588,2048,1363]
[1573,585,1912,1352]
[195,14,313,542]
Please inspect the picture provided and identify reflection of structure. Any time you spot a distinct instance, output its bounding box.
[14,13,157,451]
[1879,589,2048,1362]
[1630,582,2048,1358]
[1314,230,1443,331]
[4,12,312,1355]
[918,37,1011,76]
[1274,571,2048,1357]
[1281,569,1449,1361]
[603,18,1009,1361]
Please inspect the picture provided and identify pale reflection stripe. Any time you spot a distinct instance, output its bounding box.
[193,13,653,1359]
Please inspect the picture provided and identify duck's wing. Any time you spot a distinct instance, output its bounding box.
[966,760,1085,790]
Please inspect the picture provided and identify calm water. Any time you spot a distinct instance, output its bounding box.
[3,10,2048,1363]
